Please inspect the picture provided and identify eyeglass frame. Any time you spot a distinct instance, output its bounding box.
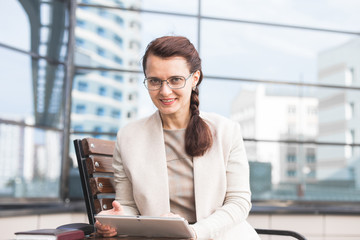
[143,72,194,91]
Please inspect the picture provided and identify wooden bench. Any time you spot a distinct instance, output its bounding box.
[74,137,306,239]
[74,138,116,225]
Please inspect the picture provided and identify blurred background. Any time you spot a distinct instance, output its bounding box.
[0,0,360,239]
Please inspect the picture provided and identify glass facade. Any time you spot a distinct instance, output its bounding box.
[0,0,359,208]
[0,0,69,201]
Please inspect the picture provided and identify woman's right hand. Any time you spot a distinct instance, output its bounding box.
[95,200,124,237]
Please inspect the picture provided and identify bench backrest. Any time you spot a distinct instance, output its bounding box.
[74,138,116,225]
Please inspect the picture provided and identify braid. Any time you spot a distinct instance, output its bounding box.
[185,87,213,157]
[190,87,200,116]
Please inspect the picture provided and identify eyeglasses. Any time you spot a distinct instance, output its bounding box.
[143,73,194,90]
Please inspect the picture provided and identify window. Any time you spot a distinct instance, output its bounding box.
[77,81,88,91]
[75,104,86,114]
[93,126,102,138]
[115,16,124,26]
[110,127,118,134]
[111,110,121,119]
[114,0,124,7]
[287,170,296,177]
[94,126,102,132]
[97,47,105,56]
[79,0,90,9]
[113,91,122,101]
[73,125,83,131]
[96,107,104,116]
[98,86,107,96]
[100,71,108,77]
[98,9,107,17]
[306,148,316,163]
[306,154,315,163]
[129,40,141,50]
[96,27,105,37]
[115,75,123,82]
[114,35,123,47]
[76,20,85,27]
[0,0,69,205]
[129,77,136,83]
[76,38,85,47]
[114,56,123,65]
[129,60,139,67]
[129,20,141,30]
[287,154,296,163]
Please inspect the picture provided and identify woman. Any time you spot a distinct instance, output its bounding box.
[95,36,259,240]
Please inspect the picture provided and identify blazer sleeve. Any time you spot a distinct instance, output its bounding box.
[191,122,252,239]
[112,129,140,215]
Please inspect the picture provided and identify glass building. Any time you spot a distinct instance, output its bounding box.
[72,0,141,143]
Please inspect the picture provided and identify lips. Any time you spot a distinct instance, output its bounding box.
[160,98,176,105]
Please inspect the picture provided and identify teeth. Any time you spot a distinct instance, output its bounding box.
[162,99,174,103]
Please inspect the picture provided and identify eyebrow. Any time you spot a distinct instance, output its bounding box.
[146,75,184,79]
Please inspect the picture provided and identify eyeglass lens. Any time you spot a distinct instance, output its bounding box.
[145,76,186,89]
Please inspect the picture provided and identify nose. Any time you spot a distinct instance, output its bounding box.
[159,81,172,95]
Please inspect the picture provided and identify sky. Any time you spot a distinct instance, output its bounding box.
[1,0,360,119]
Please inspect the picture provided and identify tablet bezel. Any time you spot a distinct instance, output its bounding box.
[95,215,194,238]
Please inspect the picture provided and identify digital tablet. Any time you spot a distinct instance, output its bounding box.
[95,214,194,238]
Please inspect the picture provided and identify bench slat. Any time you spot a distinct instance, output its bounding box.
[82,138,115,156]
[86,156,114,174]
[94,198,115,213]
[89,177,115,195]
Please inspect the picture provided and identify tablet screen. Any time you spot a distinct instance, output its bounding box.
[95,215,194,238]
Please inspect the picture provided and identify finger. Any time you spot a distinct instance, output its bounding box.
[100,230,117,237]
[95,220,101,227]
[95,221,111,231]
[97,228,116,234]
[96,224,109,231]
[97,226,116,233]
[112,200,123,212]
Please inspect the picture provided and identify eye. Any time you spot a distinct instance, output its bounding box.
[169,77,183,84]
[148,78,161,85]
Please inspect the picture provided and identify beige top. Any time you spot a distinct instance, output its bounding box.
[163,129,196,223]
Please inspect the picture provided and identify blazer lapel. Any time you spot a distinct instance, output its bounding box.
[130,111,171,216]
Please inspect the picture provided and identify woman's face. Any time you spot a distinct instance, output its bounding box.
[145,54,199,119]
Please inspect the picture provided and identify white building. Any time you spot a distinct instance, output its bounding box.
[71,0,142,141]
[0,118,24,195]
[0,115,61,197]
[317,38,360,185]
[231,85,318,184]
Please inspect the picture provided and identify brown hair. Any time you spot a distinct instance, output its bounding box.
[142,36,213,157]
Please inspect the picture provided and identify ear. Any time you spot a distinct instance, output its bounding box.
[192,70,201,87]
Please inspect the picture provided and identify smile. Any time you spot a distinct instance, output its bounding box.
[160,98,176,105]
[161,99,175,103]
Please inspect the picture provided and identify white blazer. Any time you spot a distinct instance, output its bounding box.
[113,111,259,240]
